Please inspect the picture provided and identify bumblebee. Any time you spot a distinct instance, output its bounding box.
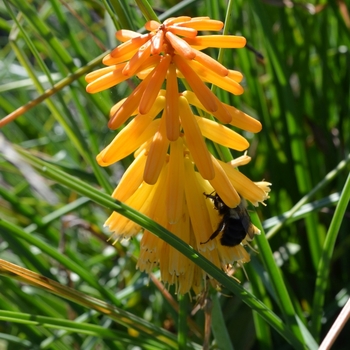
[201,192,260,247]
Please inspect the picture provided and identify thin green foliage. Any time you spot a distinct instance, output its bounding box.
[0,0,349,349]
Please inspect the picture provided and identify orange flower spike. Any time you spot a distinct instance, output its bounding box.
[173,55,218,112]
[110,34,152,58]
[179,96,215,180]
[151,30,164,55]
[165,32,196,60]
[165,62,180,141]
[139,55,171,115]
[143,112,169,185]
[145,20,161,31]
[122,40,152,77]
[193,49,229,77]
[184,35,246,49]
[166,25,198,38]
[177,19,224,31]
[208,156,240,208]
[108,71,153,129]
[115,29,141,42]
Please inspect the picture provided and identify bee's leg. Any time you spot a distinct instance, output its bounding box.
[203,192,216,200]
[200,220,225,244]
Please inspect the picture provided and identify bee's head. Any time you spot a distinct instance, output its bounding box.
[213,193,226,210]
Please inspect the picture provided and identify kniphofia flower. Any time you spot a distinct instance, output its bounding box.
[86,16,270,294]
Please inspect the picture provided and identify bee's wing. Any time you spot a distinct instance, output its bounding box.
[239,207,261,241]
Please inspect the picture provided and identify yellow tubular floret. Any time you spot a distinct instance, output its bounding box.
[218,160,269,205]
[165,63,180,141]
[189,16,210,21]
[145,20,161,31]
[102,49,139,65]
[86,64,129,93]
[228,70,244,83]
[173,55,218,113]
[167,25,198,38]
[143,113,169,185]
[98,98,165,165]
[184,35,246,49]
[136,67,154,80]
[195,173,221,231]
[114,182,154,240]
[166,138,185,224]
[224,104,262,133]
[109,98,137,119]
[187,59,244,95]
[97,118,161,166]
[108,71,153,129]
[139,55,171,115]
[193,50,228,77]
[254,181,272,196]
[110,34,152,58]
[208,156,241,208]
[151,30,164,55]
[115,29,141,42]
[165,32,196,60]
[229,153,251,167]
[136,55,161,74]
[143,164,168,221]
[111,150,147,202]
[182,91,232,124]
[177,19,223,31]
[85,66,118,83]
[195,116,249,151]
[122,40,152,77]
[179,96,215,180]
[134,138,153,158]
[184,90,261,133]
[164,16,191,25]
[218,244,250,265]
[183,158,215,251]
[191,263,205,296]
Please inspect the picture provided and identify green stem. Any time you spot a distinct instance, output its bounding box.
[252,212,306,347]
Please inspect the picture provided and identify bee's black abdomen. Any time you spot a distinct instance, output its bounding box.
[219,216,247,247]
[202,192,255,247]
